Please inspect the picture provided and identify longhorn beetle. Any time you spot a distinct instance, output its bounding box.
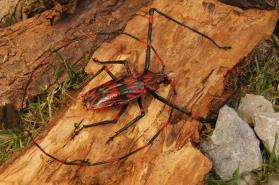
[28,8,231,166]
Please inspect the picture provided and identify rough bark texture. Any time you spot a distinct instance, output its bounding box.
[0,0,151,110]
[0,0,278,112]
[0,0,79,26]
[0,0,275,112]
[0,0,278,184]
[219,0,278,10]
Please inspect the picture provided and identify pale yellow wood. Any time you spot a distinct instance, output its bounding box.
[0,0,277,184]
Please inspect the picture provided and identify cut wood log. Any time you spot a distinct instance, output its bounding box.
[0,0,278,184]
[0,0,151,110]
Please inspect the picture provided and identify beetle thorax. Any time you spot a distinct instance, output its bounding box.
[141,70,168,91]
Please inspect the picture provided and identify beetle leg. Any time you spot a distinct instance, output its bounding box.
[75,65,117,89]
[143,9,154,71]
[26,121,169,166]
[150,91,210,123]
[80,62,126,88]
[26,105,172,167]
[106,98,145,144]
[143,8,231,71]
[92,58,132,74]
[122,32,165,71]
[149,8,232,50]
[111,121,170,163]
[85,64,117,81]
[97,32,166,71]
[101,65,117,80]
[150,87,240,123]
[71,104,128,139]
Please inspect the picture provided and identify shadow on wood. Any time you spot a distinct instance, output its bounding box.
[0,0,152,110]
[0,0,278,184]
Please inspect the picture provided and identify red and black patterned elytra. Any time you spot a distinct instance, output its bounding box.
[27,8,232,167]
[82,70,168,110]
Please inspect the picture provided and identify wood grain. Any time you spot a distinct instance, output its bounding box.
[0,0,151,110]
[0,0,278,184]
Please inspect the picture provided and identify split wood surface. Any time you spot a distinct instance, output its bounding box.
[0,0,278,184]
[0,0,152,110]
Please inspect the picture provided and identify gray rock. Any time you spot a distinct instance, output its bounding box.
[238,173,256,185]
[267,179,279,185]
[201,106,262,180]
[237,94,274,124]
[264,178,279,185]
[254,112,279,156]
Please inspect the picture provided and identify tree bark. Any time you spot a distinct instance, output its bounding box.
[0,0,277,111]
[0,0,278,184]
[0,0,151,110]
[0,0,83,27]
[219,0,278,10]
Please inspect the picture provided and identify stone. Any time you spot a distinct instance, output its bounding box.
[254,112,279,155]
[264,177,279,185]
[237,94,274,124]
[201,105,263,180]
[238,173,257,185]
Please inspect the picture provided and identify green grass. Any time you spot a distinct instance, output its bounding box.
[206,168,241,185]
[1,3,22,27]
[241,40,279,111]
[244,53,279,111]
[0,128,28,164]
[252,134,279,183]
[204,36,279,184]
[0,52,88,165]
[205,135,279,185]
[0,19,278,184]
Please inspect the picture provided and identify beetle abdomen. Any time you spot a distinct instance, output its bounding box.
[82,76,146,110]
